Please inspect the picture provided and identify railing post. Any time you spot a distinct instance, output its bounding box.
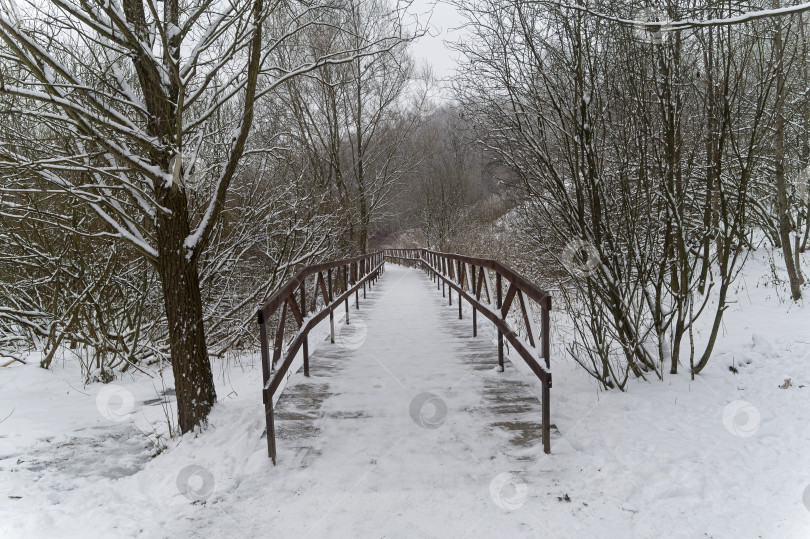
[471,264,477,337]
[327,268,335,343]
[447,257,452,305]
[542,383,550,454]
[258,311,277,464]
[344,266,350,324]
[457,260,463,320]
[542,296,551,453]
[301,282,309,377]
[266,399,277,464]
[496,272,504,372]
[542,298,551,368]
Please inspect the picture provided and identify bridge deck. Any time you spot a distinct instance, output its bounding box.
[261,264,552,535]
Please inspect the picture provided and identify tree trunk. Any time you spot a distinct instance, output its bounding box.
[156,189,217,433]
[355,56,369,253]
[773,2,803,300]
[123,0,219,432]
[698,25,715,294]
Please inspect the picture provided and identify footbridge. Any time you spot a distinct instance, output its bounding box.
[256,250,553,466]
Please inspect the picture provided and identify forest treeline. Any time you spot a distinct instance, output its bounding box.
[0,1,807,430]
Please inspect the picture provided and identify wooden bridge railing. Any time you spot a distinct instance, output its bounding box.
[256,248,552,463]
[384,248,553,454]
[257,251,385,464]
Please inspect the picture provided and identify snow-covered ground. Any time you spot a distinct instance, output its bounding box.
[1,251,808,538]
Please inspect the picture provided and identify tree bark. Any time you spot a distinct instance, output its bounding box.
[155,189,217,433]
[773,2,803,300]
[123,0,222,432]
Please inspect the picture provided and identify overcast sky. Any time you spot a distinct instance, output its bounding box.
[407,0,467,96]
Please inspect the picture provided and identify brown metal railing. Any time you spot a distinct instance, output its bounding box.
[384,248,553,454]
[257,251,385,464]
[256,248,552,463]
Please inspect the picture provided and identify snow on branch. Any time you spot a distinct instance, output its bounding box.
[555,1,810,32]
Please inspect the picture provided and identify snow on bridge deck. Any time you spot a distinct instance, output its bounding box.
[248,263,555,536]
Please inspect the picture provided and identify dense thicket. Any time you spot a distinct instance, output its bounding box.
[1,0,807,425]
[449,0,808,387]
[0,0,416,430]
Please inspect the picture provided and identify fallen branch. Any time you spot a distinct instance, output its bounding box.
[1,354,27,367]
[0,408,14,424]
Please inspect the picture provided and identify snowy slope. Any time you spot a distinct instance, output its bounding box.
[1,253,808,538]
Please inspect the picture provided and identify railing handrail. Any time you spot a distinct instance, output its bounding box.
[257,248,553,463]
[384,248,553,454]
[257,251,384,323]
[383,248,550,305]
[419,249,551,308]
[257,251,385,464]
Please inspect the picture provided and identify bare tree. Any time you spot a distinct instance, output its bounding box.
[404,106,484,250]
[451,0,797,388]
[771,0,803,299]
[274,0,427,252]
[0,0,411,431]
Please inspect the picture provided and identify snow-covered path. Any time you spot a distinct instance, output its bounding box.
[210,263,552,536]
[3,258,810,539]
